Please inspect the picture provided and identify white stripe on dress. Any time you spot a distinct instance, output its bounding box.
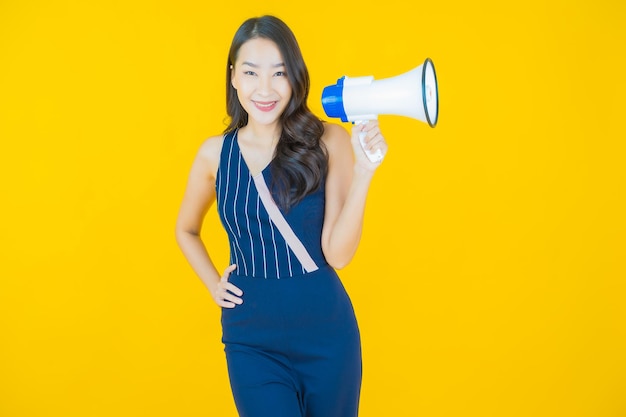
[244,174,255,277]
[268,218,280,278]
[222,137,247,274]
[252,172,319,273]
[255,194,267,278]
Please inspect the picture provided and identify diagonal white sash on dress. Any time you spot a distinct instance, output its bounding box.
[252,173,319,273]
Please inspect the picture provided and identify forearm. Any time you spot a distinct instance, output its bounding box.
[324,168,374,269]
[175,230,221,293]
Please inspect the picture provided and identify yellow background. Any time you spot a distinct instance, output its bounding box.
[1,1,625,416]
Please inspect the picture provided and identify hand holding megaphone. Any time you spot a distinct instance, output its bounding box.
[352,120,386,165]
[321,58,439,163]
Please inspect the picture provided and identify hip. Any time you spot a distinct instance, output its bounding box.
[221,265,360,349]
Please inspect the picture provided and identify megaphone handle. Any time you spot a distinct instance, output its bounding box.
[354,120,383,163]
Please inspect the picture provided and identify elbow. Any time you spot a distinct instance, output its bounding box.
[174,221,184,243]
[324,253,353,270]
[174,226,185,249]
[322,242,356,270]
[328,260,349,270]
[174,226,182,242]
[174,223,198,247]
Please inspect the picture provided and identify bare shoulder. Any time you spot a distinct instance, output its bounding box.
[321,122,351,155]
[194,133,225,178]
[321,122,354,185]
[198,134,224,159]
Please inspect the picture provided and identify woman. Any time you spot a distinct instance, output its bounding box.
[175,15,387,417]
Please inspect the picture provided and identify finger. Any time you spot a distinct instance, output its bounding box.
[351,124,365,142]
[357,123,374,136]
[362,127,382,146]
[362,120,379,133]
[220,299,237,309]
[220,264,238,282]
[368,134,387,146]
[219,287,243,305]
[365,133,385,151]
[222,282,243,297]
[352,121,375,135]
[221,292,243,306]
[215,286,243,307]
[365,140,387,162]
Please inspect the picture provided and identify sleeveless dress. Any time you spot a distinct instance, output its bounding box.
[216,130,362,417]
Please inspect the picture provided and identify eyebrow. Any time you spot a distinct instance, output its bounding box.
[241,61,285,68]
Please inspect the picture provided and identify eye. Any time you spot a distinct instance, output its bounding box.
[274,71,287,77]
[244,70,257,76]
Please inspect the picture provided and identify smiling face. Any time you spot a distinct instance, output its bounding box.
[230,38,293,128]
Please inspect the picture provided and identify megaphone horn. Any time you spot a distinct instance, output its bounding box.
[321,58,439,162]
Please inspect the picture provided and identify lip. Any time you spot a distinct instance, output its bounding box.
[253,101,278,112]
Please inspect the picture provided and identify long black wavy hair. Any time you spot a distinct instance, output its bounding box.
[224,15,327,211]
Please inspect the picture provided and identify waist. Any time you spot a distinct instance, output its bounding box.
[228,240,328,279]
[230,262,334,280]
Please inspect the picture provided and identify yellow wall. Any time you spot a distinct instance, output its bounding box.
[1,1,625,416]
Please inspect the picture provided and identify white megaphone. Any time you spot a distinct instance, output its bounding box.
[321,58,439,162]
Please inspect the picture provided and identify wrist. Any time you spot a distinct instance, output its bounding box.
[353,165,375,181]
[204,277,219,295]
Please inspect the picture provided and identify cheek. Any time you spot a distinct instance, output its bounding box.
[232,73,251,91]
[277,80,293,98]
[232,81,251,102]
[238,77,258,94]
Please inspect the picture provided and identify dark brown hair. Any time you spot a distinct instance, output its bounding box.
[224,15,327,211]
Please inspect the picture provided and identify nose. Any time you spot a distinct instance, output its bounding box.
[256,74,272,96]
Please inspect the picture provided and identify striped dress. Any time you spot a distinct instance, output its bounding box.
[215,129,327,279]
[216,129,362,417]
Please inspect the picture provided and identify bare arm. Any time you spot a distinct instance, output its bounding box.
[321,121,388,269]
[174,135,242,308]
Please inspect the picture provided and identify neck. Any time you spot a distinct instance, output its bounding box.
[241,123,282,147]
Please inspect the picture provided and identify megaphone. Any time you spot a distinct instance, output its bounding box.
[321,57,439,162]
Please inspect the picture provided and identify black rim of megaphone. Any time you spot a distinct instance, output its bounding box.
[422,57,439,127]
